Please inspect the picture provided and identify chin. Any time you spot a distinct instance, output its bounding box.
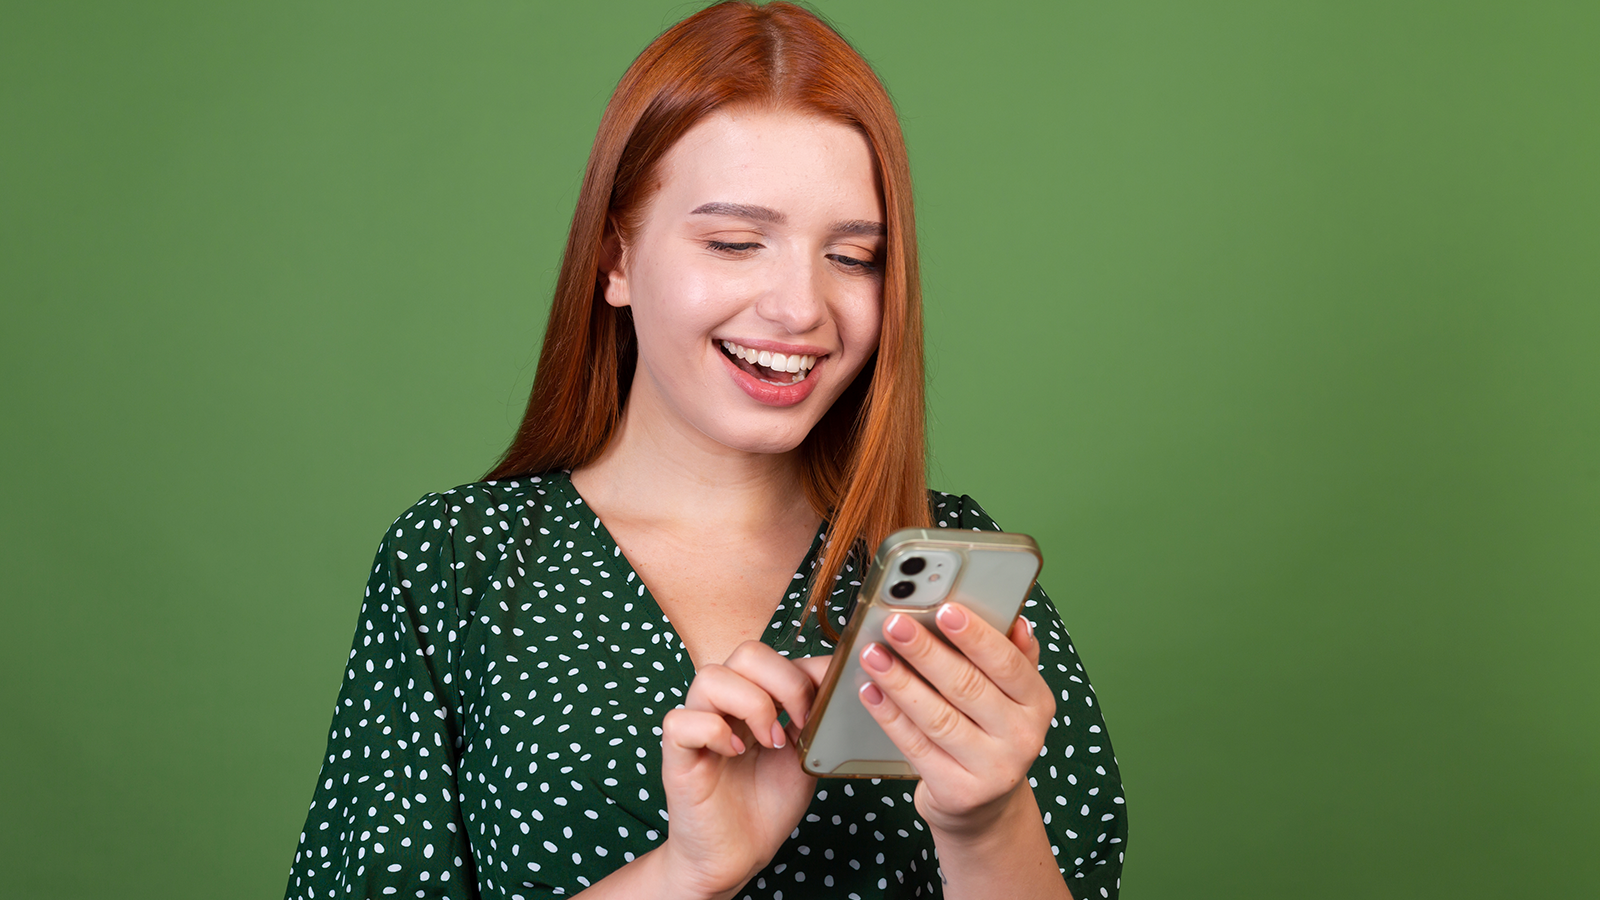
[706,420,817,456]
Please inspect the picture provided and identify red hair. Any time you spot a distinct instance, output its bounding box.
[486,1,928,638]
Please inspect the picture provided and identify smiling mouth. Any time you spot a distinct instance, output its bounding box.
[720,340,819,385]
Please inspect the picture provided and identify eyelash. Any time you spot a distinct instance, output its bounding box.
[828,253,880,274]
[706,240,759,253]
[707,241,880,274]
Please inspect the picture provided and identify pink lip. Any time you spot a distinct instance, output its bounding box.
[719,350,825,407]
[716,337,830,357]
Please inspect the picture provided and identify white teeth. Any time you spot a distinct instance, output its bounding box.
[719,341,819,380]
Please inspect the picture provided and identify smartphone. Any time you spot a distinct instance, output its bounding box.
[796,527,1042,778]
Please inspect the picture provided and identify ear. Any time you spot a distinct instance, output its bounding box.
[598,221,630,309]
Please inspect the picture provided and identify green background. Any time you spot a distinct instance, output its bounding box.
[3,1,1595,896]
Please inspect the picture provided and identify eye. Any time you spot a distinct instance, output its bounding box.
[707,240,760,254]
[827,253,880,274]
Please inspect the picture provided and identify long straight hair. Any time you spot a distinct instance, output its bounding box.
[487,1,928,638]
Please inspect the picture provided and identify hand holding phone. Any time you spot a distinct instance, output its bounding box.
[796,528,1042,778]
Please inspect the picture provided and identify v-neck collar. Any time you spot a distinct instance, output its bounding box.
[551,470,833,680]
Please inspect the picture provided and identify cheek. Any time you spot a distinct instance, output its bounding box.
[627,265,703,342]
[633,258,752,328]
[843,287,885,357]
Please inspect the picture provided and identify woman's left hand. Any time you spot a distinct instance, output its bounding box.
[856,604,1054,837]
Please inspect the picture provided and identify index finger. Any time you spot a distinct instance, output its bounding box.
[792,654,832,688]
[930,603,1051,709]
[720,641,820,728]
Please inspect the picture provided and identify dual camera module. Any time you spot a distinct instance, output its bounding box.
[889,556,927,598]
[883,549,957,607]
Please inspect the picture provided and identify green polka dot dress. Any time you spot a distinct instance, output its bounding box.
[285,472,1127,899]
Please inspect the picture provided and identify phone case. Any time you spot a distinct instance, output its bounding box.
[796,528,1042,778]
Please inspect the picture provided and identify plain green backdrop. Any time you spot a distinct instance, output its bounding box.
[2,1,1596,897]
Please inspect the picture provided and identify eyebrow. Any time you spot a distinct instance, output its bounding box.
[832,219,886,237]
[691,202,784,224]
[690,202,885,238]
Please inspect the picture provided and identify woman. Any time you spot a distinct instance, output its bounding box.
[285,4,1126,898]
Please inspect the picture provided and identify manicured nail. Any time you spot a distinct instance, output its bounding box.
[771,722,786,749]
[859,682,885,705]
[731,734,747,755]
[861,643,893,673]
[936,604,968,633]
[884,614,915,643]
[1026,618,1036,639]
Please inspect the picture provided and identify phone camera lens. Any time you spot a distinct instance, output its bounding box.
[889,580,916,599]
[899,557,926,576]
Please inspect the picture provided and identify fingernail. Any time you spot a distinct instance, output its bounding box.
[884,614,915,643]
[936,604,968,633]
[771,722,786,749]
[859,682,885,705]
[731,734,747,755]
[861,643,893,673]
[1026,618,1036,639]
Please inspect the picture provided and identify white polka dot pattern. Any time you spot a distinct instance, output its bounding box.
[285,472,1127,898]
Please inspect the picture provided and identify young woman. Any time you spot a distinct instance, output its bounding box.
[285,4,1127,899]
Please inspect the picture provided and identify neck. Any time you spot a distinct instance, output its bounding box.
[570,393,817,536]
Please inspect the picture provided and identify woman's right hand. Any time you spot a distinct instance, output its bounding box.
[654,642,830,899]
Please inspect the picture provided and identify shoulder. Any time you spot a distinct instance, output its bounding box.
[435,471,573,516]
[928,488,1005,532]
[375,471,580,555]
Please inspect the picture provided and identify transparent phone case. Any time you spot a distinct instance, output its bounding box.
[797,528,1041,778]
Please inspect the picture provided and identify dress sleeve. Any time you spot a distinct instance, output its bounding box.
[285,494,479,900]
[944,494,1130,900]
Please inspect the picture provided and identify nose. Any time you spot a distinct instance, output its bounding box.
[754,252,829,335]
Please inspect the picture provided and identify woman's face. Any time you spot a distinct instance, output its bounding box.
[602,106,885,457]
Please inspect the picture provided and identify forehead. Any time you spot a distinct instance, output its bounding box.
[649,107,883,219]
